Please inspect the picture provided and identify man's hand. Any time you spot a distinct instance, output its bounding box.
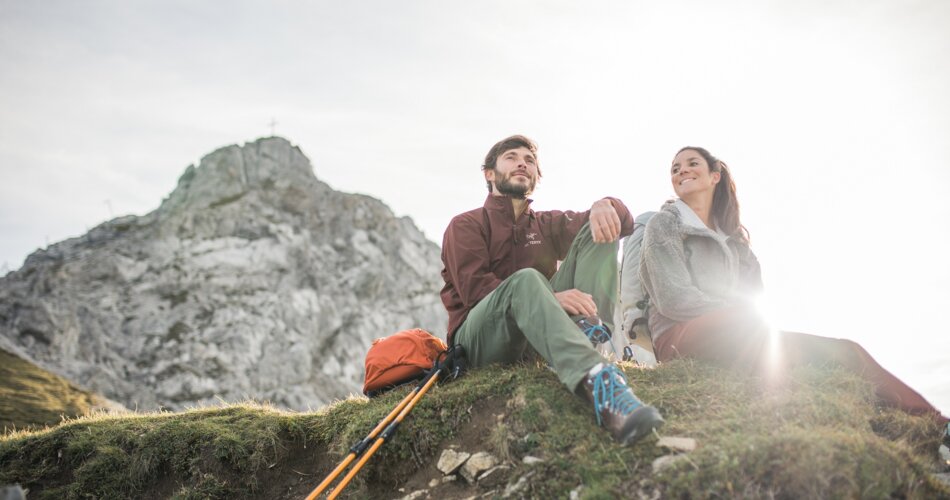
[589,199,622,243]
[555,289,598,317]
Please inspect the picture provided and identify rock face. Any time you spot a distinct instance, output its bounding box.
[0,137,447,411]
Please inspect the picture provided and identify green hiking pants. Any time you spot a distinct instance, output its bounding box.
[454,222,618,393]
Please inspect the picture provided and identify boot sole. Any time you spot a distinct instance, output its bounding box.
[619,405,664,446]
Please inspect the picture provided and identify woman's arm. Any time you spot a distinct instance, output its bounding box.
[735,242,764,294]
[639,214,727,321]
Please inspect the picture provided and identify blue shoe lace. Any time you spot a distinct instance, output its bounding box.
[578,317,621,358]
[580,320,612,344]
[591,364,643,426]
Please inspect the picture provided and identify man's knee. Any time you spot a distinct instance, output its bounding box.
[505,268,551,291]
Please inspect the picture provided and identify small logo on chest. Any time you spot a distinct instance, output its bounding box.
[524,232,542,246]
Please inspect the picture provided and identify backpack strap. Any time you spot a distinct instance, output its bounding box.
[619,211,657,340]
[432,344,466,382]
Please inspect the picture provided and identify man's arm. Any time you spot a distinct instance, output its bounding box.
[441,214,503,308]
[554,289,598,317]
[543,197,635,259]
[590,197,634,243]
[540,197,634,317]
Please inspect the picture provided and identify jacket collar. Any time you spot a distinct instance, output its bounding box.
[670,199,728,240]
[484,194,535,220]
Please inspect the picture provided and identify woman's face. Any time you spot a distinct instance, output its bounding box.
[671,149,720,199]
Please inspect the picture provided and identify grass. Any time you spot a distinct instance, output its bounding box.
[1,359,948,499]
[0,349,105,432]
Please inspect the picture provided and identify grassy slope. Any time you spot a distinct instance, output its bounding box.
[1,360,948,499]
[0,349,106,432]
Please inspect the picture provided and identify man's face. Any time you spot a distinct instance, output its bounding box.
[485,146,539,199]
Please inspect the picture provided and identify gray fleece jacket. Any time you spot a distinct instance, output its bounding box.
[639,199,763,339]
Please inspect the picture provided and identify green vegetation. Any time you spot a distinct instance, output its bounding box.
[0,349,105,432]
[1,360,947,499]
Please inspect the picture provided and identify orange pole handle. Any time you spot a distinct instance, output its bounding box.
[326,437,386,500]
[305,383,420,499]
[325,371,441,500]
[305,454,356,500]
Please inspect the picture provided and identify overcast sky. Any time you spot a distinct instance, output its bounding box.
[2,0,948,412]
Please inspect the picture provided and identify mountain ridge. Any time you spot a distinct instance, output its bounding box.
[0,136,447,412]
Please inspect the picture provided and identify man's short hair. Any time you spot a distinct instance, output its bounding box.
[481,135,541,193]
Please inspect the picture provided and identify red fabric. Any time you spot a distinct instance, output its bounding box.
[363,329,447,395]
[440,195,633,342]
[654,309,943,417]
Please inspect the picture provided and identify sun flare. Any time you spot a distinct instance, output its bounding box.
[752,293,784,377]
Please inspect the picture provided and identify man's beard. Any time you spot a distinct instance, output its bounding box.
[496,174,535,199]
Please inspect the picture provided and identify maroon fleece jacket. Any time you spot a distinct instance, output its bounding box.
[440,195,633,343]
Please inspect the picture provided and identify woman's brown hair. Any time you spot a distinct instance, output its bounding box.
[677,146,748,242]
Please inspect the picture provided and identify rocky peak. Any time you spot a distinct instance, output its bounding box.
[159,137,323,215]
[0,137,447,411]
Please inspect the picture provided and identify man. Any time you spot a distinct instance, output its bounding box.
[440,135,664,445]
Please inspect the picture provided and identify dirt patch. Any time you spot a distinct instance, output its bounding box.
[257,434,330,499]
[13,463,74,499]
[369,395,516,499]
[139,463,178,500]
[137,432,331,499]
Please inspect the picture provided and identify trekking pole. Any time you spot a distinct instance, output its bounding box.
[304,387,419,500]
[326,369,441,500]
[305,368,442,500]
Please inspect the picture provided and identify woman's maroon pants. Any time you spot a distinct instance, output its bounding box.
[653,308,944,420]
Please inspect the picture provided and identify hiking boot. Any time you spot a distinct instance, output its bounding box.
[580,364,664,445]
[577,316,612,346]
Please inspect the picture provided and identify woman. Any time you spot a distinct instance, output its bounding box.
[636,146,945,420]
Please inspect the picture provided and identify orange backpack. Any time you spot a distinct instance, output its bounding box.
[363,328,448,397]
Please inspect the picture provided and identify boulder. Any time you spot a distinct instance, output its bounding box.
[460,452,498,483]
[656,436,697,452]
[437,449,471,475]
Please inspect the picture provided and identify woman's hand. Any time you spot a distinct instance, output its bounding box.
[555,289,598,317]
[589,199,622,243]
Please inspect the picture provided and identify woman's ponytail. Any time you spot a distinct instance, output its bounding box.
[711,161,747,243]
